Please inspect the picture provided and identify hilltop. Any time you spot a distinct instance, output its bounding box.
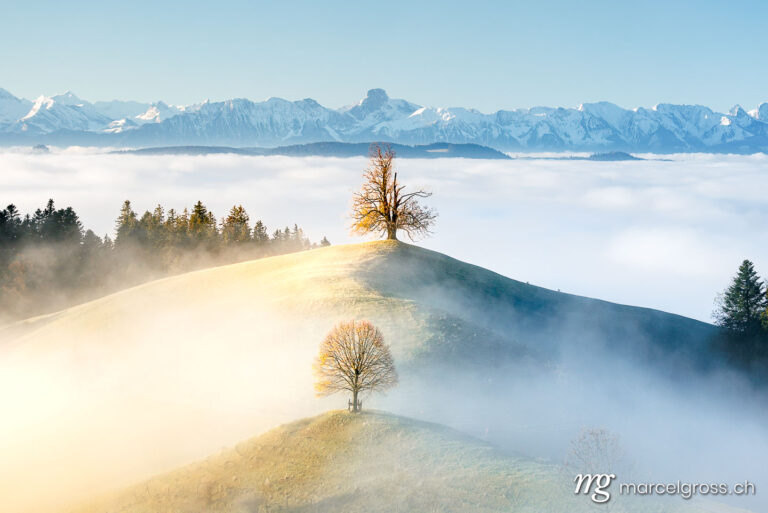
[71,410,744,513]
[72,411,564,513]
[0,241,718,512]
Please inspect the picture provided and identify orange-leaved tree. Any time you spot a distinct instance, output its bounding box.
[313,320,397,412]
[351,143,436,240]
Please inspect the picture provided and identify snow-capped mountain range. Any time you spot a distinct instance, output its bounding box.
[1,87,767,153]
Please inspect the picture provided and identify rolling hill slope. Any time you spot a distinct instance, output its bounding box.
[0,241,719,512]
[71,411,747,513]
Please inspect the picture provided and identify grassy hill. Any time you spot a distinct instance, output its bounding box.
[1,240,715,367]
[0,241,719,512]
[71,410,744,513]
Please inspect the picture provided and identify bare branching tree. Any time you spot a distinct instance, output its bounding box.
[565,427,626,474]
[563,428,632,511]
[351,143,437,240]
[313,320,397,412]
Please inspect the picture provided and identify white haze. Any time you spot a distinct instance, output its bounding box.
[2,149,767,321]
[2,149,768,512]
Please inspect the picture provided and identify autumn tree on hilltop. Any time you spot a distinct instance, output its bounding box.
[351,144,436,240]
[314,320,397,412]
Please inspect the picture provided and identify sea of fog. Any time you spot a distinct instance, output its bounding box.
[2,148,768,513]
[2,148,767,322]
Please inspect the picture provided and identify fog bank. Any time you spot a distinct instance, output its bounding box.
[3,149,766,321]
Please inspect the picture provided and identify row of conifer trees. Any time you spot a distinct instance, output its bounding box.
[0,199,328,322]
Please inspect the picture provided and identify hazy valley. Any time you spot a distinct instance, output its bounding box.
[1,241,765,512]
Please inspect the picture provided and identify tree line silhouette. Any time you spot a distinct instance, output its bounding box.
[0,199,329,322]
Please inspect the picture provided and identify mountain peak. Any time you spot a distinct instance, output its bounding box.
[2,86,768,152]
[53,90,85,105]
[755,102,768,121]
[360,88,389,109]
[0,88,32,124]
[366,87,388,100]
[342,88,397,121]
[299,97,321,107]
[729,104,749,119]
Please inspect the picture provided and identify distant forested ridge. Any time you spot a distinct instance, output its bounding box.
[0,199,329,323]
[119,142,512,159]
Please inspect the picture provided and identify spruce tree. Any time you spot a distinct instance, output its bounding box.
[715,260,767,334]
[0,204,22,244]
[221,205,251,244]
[115,200,139,246]
[49,206,84,244]
[252,220,269,246]
[0,204,23,271]
[188,201,216,244]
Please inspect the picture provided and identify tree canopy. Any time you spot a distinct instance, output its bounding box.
[351,144,436,241]
[714,259,767,334]
[314,320,397,412]
[0,199,329,323]
[712,259,768,373]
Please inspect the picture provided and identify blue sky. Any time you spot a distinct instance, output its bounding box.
[1,0,766,111]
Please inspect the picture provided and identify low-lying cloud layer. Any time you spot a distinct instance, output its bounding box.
[2,149,767,321]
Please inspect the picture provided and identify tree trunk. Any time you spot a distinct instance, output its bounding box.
[352,388,360,413]
[386,224,398,240]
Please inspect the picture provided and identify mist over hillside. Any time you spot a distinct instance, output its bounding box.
[1,242,765,512]
[72,411,747,513]
[4,3,767,513]
[2,87,768,152]
[3,150,766,321]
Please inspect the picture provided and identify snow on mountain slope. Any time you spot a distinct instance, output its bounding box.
[749,102,768,121]
[0,89,33,130]
[121,96,353,146]
[92,100,187,132]
[134,101,187,123]
[13,91,114,134]
[578,101,628,129]
[1,86,767,152]
[341,88,422,123]
[0,88,32,128]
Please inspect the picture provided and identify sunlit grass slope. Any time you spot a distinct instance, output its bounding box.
[2,240,713,366]
[72,411,747,513]
[0,241,716,513]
